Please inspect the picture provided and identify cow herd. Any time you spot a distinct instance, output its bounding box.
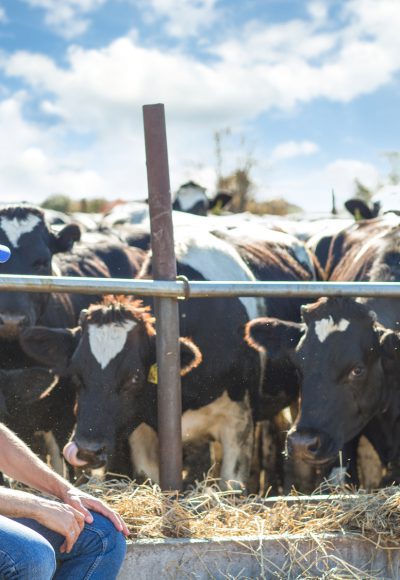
[1,188,400,495]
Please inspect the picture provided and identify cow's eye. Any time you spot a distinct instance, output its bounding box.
[349,365,365,379]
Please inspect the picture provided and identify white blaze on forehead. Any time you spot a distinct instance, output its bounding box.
[88,320,136,369]
[314,316,350,343]
[0,215,41,247]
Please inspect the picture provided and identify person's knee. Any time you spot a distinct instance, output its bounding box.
[14,540,56,579]
[87,513,127,568]
[94,512,126,555]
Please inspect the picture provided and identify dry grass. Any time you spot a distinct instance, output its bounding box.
[14,475,400,577]
[76,476,400,577]
[78,475,400,544]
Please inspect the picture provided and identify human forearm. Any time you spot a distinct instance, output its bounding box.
[0,486,86,553]
[0,423,71,499]
[0,486,45,518]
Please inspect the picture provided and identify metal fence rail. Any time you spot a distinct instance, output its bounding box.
[1,275,400,298]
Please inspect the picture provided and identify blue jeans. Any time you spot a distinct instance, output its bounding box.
[0,511,126,579]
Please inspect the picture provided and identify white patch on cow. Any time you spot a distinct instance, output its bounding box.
[1,215,41,247]
[102,201,149,227]
[88,320,136,369]
[174,229,264,320]
[51,260,62,276]
[175,184,207,212]
[182,390,253,487]
[91,466,106,478]
[129,423,160,483]
[314,316,350,343]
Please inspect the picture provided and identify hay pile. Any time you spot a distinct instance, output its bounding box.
[13,475,400,577]
[78,476,400,543]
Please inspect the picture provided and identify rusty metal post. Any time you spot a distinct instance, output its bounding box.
[143,104,182,491]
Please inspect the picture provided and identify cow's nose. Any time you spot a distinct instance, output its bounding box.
[287,430,322,460]
[76,445,107,467]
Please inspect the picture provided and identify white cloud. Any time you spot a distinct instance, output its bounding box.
[0,93,109,203]
[22,0,106,38]
[6,1,400,129]
[1,1,400,206]
[141,0,218,38]
[254,159,380,212]
[270,141,319,164]
[0,5,7,23]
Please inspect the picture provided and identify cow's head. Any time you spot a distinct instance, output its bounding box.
[245,297,400,467]
[0,205,80,337]
[173,181,232,216]
[20,297,202,469]
[345,198,381,220]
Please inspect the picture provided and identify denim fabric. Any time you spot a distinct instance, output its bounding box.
[0,511,126,579]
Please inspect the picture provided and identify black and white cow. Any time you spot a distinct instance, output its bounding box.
[101,182,232,229]
[0,204,143,340]
[21,228,264,488]
[345,185,400,220]
[0,204,144,466]
[212,225,323,425]
[173,181,232,216]
[245,298,400,483]
[245,217,400,486]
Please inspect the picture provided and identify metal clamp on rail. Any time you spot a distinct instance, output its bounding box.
[176,275,190,300]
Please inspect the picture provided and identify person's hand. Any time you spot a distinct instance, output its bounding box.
[61,487,130,537]
[33,497,85,553]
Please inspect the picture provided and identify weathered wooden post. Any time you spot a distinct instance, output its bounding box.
[143,103,182,491]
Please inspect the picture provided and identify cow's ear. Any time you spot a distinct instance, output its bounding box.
[344,199,373,220]
[51,223,81,253]
[144,335,202,377]
[1,368,56,405]
[245,317,302,358]
[179,337,202,376]
[20,326,81,372]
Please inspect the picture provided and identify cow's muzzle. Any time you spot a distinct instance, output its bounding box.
[287,429,336,466]
[63,441,107,469]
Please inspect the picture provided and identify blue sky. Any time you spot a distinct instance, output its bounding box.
[0,0,399,212]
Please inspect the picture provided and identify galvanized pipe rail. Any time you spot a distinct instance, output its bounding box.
[1,275,400,298]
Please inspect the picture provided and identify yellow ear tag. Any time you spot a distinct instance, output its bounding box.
[147,364,158,384]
